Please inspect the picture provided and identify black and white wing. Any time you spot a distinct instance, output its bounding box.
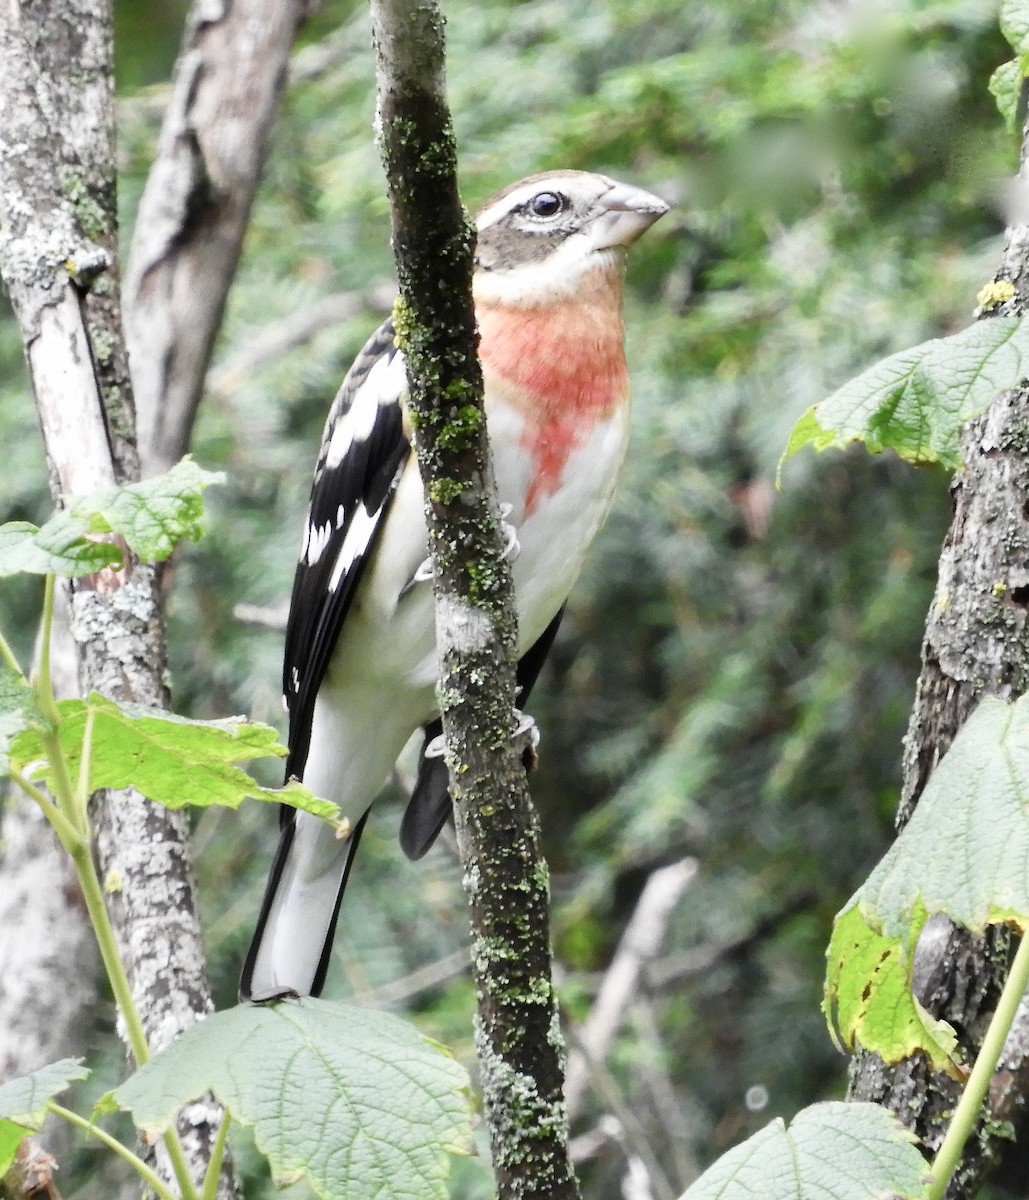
[282,316,411,787]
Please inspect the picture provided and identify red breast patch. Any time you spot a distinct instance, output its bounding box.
[477,293,629,515]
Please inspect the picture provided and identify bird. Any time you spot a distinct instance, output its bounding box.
[240,169,669,1002]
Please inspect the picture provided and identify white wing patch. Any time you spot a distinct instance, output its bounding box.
[323,354,406,470]
[327,503,381,593]
[303,520,334,566]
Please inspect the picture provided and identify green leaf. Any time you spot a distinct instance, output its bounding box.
[0,459,223,579]
[782,317,1029,470]
[825,694,1029,1068]
[0,518,122,578]
[824,904,959,1076]
[114,999,472,1200]
[8,693,338,822]
[1001,0,1029,58]
[0,1059,90,1175]
[0,667,45,775]
[679,1101,930,1200]
[66,457,224,563]
[989,59,1023,131]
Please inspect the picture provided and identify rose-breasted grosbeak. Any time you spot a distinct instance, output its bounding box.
[241,170,668,1001]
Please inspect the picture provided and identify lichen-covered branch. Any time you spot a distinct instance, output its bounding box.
[0,1,234,1194]
[368,1,580,1196]
[848,110,1029,1197]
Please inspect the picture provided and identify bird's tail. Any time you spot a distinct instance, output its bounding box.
[240,808,368,1002]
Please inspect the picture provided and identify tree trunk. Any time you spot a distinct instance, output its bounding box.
[0,1,308,1179]
[848,111,1029,1198]
[0,1,247,1192]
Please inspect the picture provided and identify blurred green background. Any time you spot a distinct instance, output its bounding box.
[0,0,1018,1195]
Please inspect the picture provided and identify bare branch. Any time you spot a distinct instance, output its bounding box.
[288,10,369,86]
[565,860,696,1120]
[124,0,312,474]
[207,283,394,400]
[352,946,471,1008]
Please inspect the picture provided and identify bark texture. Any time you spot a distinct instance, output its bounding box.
[1,0,307,1139]
[125,0,313,474]
[0,1,234,1193]
[369,1,580,1196]
[848,118,1029,1196]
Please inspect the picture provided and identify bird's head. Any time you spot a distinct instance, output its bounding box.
[473,170,669,306]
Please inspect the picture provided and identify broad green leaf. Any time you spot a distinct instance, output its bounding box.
[8,693,338,822]
[0,518,121,578]
[1001,0,1029,57]
[825,695,1029,1068]
[989,59,1023,131]
[862,696,1029,935]
[824,905,959,1076]
[783,318,1029,470]
[114,999,472,1200]
[66,457,224,563]
[0,459,223,579]
[678,1101,930,1200]
[0,667,45,775]
[0,1059,90,1175]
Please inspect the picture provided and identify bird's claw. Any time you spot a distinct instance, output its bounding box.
[512,708,540,749]
[499,502,521,562]
[408,502,516,590]
[513,708,540,772]
[422,708,540,768]
[423,731,446,759]
[412,557,434,584]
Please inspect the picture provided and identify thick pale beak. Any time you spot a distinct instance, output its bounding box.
[591,180,670,251]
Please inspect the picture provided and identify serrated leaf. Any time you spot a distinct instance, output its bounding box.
[0,667,45,775]
[114,999,472,1200]
[989,59,1023,131]
[0,518,122,578]
[825,694,1029,1069]
[0,459,223,579]
[0,1059,90,1175]
[679,1101,930,1200]
[824,905,959,1076]
[8,693,337,821]
[1001,0,1029,57]
[782,317,1029,470]
[66,457,224,563]
[863,696,1029,935]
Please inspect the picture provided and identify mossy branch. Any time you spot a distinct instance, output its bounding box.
[369,1,580,1196]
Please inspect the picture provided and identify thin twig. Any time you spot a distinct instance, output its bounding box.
[207,285,394,400]
[565,859,696,1120]
[562,1034,678,1200]
[351,946,471,1007]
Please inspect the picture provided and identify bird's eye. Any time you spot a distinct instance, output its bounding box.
[526,191,565,219]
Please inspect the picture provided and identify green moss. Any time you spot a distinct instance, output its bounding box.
[977,279,1015,312]
[429,476,466,504]
[91,328,114,364]
[466,556,502,602]
[391,295,414,351]
[59,167,107,242]
[436,406,484,452]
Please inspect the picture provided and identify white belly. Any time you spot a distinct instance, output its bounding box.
[324,400,628,697]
